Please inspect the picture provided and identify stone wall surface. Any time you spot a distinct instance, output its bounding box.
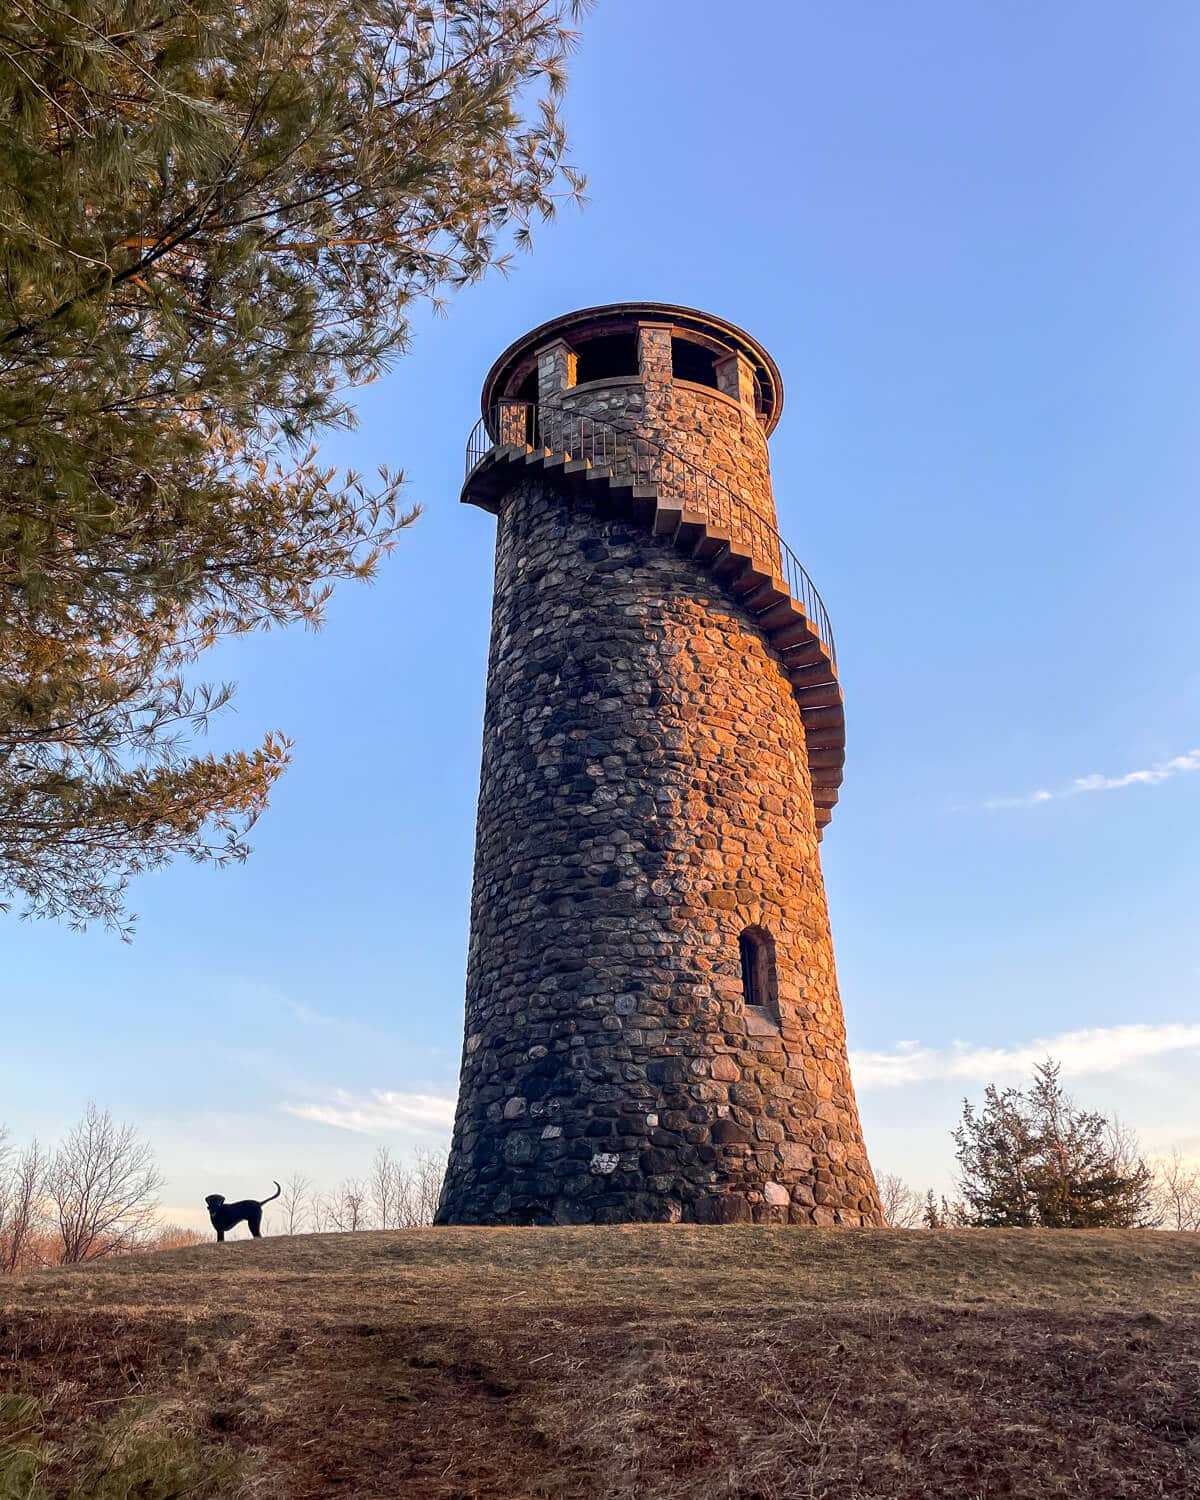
[545,324,778,536]
[436,474,881,1227]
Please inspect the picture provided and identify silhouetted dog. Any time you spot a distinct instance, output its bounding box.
[205,1182,281,1241]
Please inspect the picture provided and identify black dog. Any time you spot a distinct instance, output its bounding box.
[205,1182,281,1241]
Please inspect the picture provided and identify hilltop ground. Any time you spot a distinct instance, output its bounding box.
[2,1226,1198,1498]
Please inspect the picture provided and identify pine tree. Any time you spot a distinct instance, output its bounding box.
[953,1060,1156,1228]
[921,1190,968,1229]
[0,0,588,932]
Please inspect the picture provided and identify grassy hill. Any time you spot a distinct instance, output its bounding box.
[2,1226,1199,1498]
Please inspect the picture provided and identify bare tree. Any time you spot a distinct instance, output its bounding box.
[309,1192,333,1235]
[322,1179,370,1233]
[370,1148,400,1230]
[0,1135,47,1273]
[277,1173,314,1237]
[46,1104,163,1263]
[877,1172,924,1229]
[310,1150,446,1233]
[1152,1149,1200,1232]
[409,1148,447,1228]
[1105,1115,1161,1228]
[0,1125,10,1258]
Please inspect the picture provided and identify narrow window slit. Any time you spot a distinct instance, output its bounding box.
[738,926,780,1027]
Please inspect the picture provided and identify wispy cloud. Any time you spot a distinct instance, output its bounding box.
[851,1022,1200,1090]
[979,748,1200,810]
[283,1088,456,1135]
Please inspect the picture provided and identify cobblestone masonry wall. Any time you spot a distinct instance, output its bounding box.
[436,475,881,1226]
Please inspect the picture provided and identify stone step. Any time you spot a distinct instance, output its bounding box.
[711,543,753,581]
[781,652,833,685]
[773,619,825,651]
[787,664,838,692]
[757,598,805,632]
[693,526,732,562]
[807,750,843,771]
[793,682,844,710]
[800,704,845,733]
[630,487,658,526]
[743,578,791,612]
[673,510,707,550]
[802,721,843,753]
[654,503,683,537]
[730,562,773,597]
[812,770,845,795]
[812,784,843,805]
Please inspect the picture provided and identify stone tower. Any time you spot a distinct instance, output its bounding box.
[436,303,881,1228]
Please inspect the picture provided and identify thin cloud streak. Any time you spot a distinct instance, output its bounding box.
[284,1088,456,1135]
[979,748,1200,810]
[851,1022,1200,1090]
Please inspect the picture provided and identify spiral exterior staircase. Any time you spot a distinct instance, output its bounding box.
[461,401,845,834]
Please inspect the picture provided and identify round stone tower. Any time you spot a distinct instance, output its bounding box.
[436,303,882,1227]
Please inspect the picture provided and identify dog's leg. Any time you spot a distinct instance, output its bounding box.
[247,1207,262,1238]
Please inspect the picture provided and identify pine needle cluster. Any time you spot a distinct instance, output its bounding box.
[0,0,589,931]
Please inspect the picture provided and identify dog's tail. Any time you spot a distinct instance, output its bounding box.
[260,1181,282,1205]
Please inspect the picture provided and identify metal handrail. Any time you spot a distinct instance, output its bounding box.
[464,400,836,666]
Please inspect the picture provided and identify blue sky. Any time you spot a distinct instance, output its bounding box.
[5,1,1199,1226]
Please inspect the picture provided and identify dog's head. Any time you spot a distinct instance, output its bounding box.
[204,1194,225,1210]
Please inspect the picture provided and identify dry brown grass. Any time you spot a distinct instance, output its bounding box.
[3,1226,1199,1497]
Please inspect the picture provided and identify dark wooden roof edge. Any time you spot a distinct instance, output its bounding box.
[480,302,785,435]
